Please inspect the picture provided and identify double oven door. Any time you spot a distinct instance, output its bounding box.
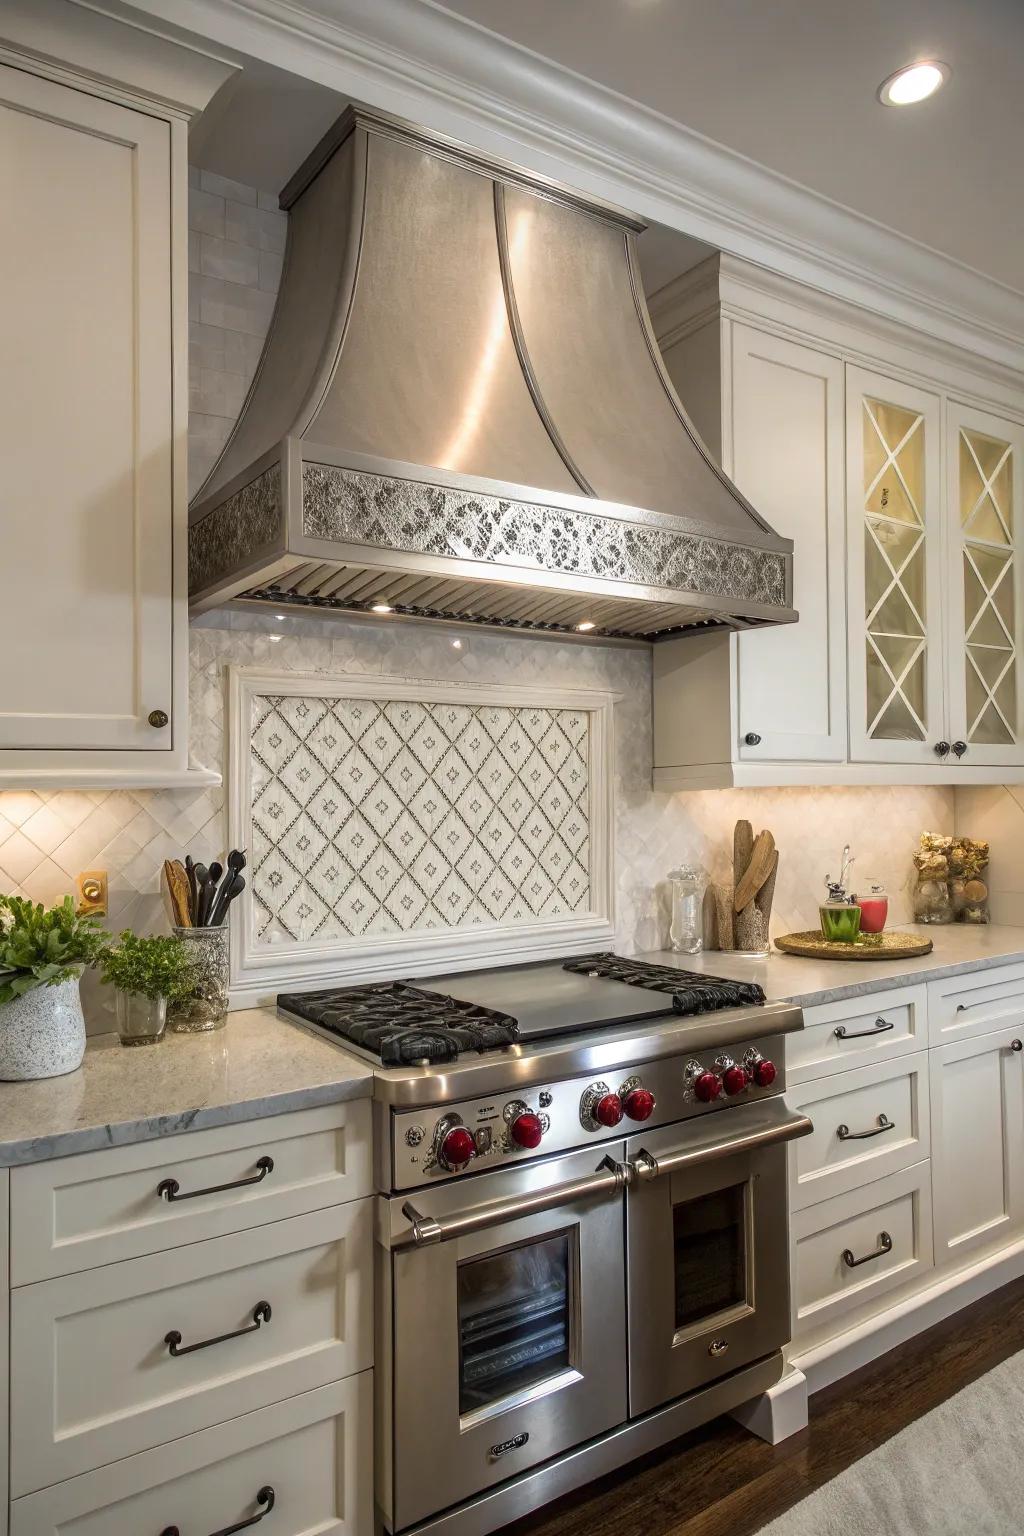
[626,1097,805,1416]
[385,1145,628,1533]
[382,1098,809,1534]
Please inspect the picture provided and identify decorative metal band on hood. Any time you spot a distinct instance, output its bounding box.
[188,105,795,641]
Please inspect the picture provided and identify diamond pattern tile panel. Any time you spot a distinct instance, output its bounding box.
[248,694,593,944]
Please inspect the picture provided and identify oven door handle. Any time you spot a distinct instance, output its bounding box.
[630,1105,813,1182]
[394,1157,630,1249]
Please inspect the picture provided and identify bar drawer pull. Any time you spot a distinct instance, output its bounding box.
[837,1113,895,1141]
[162,1485,275,1536]
[157,1155,274,1202]
[841,1231,893,1269]
[834,1017,894,1040]
[165,1300,271,1358]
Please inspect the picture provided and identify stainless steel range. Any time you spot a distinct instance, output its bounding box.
[278,954,810,1536]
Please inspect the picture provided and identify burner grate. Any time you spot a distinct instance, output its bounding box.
[562,954,765,1014]
[277,981,520,1065]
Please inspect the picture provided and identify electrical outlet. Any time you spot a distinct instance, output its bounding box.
[76,869,107,917]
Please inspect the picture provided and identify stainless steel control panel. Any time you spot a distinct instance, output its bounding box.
[390,1032,787,1188]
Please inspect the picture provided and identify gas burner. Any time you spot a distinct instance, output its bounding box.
[277,981,519,1066]
[561,953,766,1013]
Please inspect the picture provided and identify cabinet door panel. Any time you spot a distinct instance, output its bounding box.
[731,327,846,761]
[0,64,172,750]
[846,367,944,764]
[945,402,1024,768]
[930,1024,1024,1266]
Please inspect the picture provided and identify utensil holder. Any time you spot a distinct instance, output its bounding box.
[168,926,229,1033]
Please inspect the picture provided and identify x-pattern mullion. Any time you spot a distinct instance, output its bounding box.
[865,405,924,524]
[964,544,1014,649]
[962,433,1013,546]
[966,646,1017,741]
[867,632,927,738]
[865,520,926,636]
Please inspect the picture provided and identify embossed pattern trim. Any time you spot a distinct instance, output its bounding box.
[250,693,592,943]
[190,466,283,593]
[302,463,787,606]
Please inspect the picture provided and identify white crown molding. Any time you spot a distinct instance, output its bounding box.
[117,0,1024,373]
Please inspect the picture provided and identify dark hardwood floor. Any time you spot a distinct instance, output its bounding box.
[508,1275,1024,1536]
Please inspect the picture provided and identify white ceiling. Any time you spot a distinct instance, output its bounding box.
[434,0,1024,293]
[188,58,715,293]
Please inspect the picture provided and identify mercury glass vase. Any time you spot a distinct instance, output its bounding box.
[115,990,167,1046]
[168,926,229,1033]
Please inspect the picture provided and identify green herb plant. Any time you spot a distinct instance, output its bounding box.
[99,931,195,1003]
[0,895,108,1007]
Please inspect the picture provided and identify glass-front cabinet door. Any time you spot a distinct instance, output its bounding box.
[945,402,1024,767]
[846,367,944,763]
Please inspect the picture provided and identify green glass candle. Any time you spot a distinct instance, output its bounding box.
[820,902,862,943]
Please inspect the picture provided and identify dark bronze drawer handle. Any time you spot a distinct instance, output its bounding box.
[834,1017,894,1041]
[161,1485,275,1536]
[165,1300,271,1358]
[837,1113,895,1141]
[842,1231,893,1268]
[157,1156,274,1203]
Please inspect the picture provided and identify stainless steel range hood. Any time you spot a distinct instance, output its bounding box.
[189,105,795,640]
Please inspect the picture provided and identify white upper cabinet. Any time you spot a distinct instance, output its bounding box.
[650,254,1024,787]
[945,403,1024,768]
[846,368,944,766]
[0,5,231,787]
[0,66,173,755]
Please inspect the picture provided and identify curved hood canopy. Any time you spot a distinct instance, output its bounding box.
[189,105,795,640]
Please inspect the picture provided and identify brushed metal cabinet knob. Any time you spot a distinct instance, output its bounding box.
[148,709,169,728]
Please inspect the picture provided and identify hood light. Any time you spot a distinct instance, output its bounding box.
[576,620,597,632]
[878,61,950,106]
[370,602,394,614]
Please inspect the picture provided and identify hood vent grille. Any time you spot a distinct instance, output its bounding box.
[188,105,795,641]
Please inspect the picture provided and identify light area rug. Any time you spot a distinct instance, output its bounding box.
[758,1348,1024,1535]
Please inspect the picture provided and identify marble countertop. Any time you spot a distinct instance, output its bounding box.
[638,923,1024,1007]
[0,1009,372,1167]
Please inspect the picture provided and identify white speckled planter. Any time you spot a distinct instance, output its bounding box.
[0,975,86,1081]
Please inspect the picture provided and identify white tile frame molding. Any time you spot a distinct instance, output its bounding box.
[227,667,617,1000]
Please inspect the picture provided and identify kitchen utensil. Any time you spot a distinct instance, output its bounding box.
[210,871,245,927]
[734,830,776,912]
[161,860,193,927]
[184,855,199,926]
[199,861,223,926]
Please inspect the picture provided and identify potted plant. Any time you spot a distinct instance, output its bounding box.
[99,931,196,1046]
[0,895,108,1080]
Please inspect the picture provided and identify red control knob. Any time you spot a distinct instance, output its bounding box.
[509,1111,544,1149]
[594,1092,624,1127]
[438,1125,476,1171]
[693,1071,723,1104]
[722,1065,748,1097]
[622,1087,656,1122]
[752,1058,777,1089]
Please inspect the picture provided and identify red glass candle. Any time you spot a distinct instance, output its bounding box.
[856,885,889,933]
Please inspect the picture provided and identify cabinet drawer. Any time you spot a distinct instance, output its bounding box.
[787,986,926,1083]
[10,1203,372,1496]
[791,1162,933,1341]
[788,1053,930,1210]
[10,1373,371,1536]
[10,1100,372,1284]
[929,963,1024,1046]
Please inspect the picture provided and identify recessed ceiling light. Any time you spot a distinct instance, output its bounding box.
[576,620,597,632]
[370,602,393,614]
[877,60,950,106]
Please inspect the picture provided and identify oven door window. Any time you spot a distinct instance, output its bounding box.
[457,1232,572,1416]
[672,1182,749,1332]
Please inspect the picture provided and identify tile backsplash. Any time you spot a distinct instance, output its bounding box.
[0,608,953,1030]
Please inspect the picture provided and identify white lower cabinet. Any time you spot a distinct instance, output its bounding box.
[10,1374,371,1536]
[791,1161,934,1342]
[4,1104,375,1533]
[929,1022,1024,1266]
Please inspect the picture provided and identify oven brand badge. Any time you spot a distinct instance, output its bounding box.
[489,1432,529,1461]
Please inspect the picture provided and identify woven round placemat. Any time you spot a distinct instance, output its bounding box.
[774,930,934,960]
